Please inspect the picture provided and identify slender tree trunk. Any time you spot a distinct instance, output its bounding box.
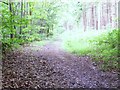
[109,2,112,28]
[9,1,13,38]
[90,3,95,29]
[13,3,16,32]
[94,5,98,30]
[83,10,87,31]
[114,1,117,28]
[20,0,23,35]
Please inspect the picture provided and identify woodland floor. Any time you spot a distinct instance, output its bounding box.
[2,38,119,89]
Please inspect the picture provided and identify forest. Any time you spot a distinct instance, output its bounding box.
[0,0,119,89]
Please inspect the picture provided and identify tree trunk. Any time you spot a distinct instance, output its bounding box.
[83,10,87,31]
[9,1,13,38]
[20,0,23,35]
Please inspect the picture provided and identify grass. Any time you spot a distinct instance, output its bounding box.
[62,29,118,71]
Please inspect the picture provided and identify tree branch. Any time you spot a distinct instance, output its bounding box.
[0,1,8,5]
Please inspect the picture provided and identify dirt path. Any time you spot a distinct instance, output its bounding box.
[2,39,118,89]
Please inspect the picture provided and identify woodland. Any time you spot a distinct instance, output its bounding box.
[0,0,119,89]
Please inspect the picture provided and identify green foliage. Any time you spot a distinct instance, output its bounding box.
[32,0,59,37]
[0,2,29,53]
[0,0,59,53]
[63,29,118,71]
[90,29,118,70]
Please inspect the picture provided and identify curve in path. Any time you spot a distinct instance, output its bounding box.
[21,39,118,88]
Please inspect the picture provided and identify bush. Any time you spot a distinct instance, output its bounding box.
[90,29,118,71]
[63,29,118,71]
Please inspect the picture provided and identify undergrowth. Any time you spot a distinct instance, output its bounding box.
[62,29,119,71]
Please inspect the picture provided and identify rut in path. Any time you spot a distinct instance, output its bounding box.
[2,39,118,88]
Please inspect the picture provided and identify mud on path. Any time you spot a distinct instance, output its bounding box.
[2,39,119,89]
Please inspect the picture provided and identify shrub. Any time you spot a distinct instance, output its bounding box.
[63,29,118,71]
